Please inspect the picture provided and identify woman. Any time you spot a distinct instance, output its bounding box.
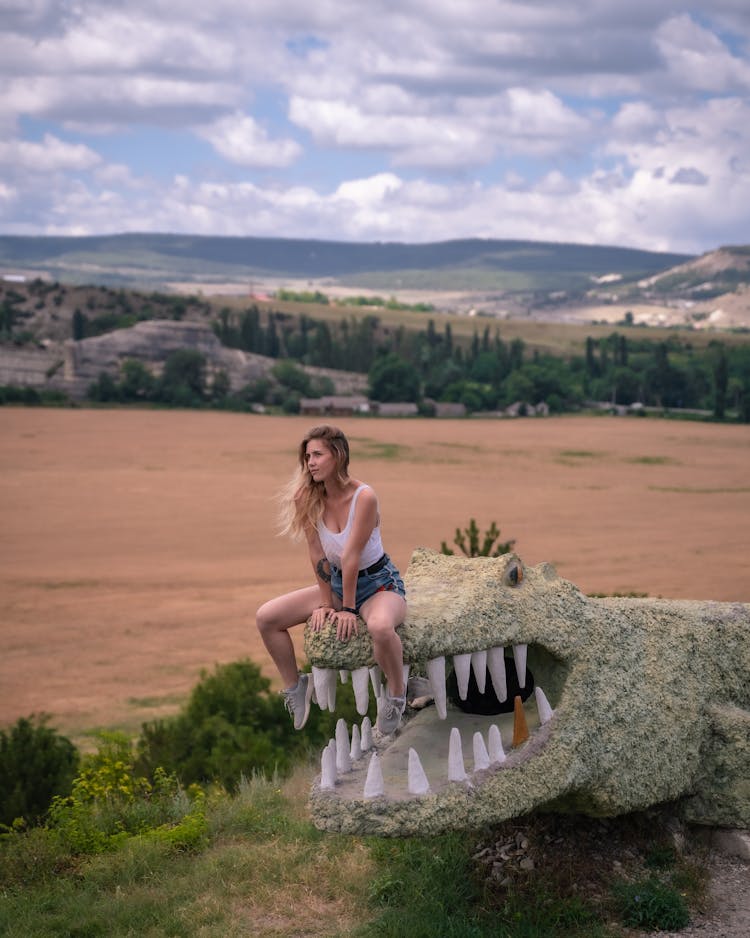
[256,425,408,735]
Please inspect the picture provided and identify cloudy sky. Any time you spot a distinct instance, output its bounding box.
[1,1,749,254]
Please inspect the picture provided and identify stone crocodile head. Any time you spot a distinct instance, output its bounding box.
[304,548,750,836]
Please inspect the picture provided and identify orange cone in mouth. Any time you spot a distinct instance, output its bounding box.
[512,694,529,747]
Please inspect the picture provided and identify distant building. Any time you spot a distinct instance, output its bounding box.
[299,395,371,417]
[374,402,419,417]
[433,401,466,418]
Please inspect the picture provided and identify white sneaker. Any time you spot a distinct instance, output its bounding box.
[282,673,313,730]
[377,693,406,735]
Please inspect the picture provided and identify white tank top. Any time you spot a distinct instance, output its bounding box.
[317,484,384,569]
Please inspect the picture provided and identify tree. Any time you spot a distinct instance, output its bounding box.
[0,715,79,826]
[158,349,207,405]
[239,306,261,352]
[210,368,231,402]
[711,343,728,419]
[120,359,155,401]
[368,352,420,402]
[87,371,120,402]
[72,309,87,340]
[271,359,311,395]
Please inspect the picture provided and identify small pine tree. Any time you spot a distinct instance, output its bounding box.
[441,518,515,558]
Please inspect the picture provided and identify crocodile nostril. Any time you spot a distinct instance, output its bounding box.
[508,563,523,586]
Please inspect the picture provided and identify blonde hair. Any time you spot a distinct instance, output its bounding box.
[278,425,350,540]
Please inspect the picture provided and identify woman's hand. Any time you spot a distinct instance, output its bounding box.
[333,609,358,641]
[309,605,333,632]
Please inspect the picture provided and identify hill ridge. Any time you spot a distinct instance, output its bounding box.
[0,232,692,287]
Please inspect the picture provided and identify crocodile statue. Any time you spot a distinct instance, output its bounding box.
[304,548,749,837]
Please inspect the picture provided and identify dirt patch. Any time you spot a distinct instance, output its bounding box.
[1,408,749,740]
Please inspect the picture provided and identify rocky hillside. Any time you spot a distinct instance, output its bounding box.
[0,280,365,400]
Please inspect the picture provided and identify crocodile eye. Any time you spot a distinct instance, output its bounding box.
[507,562,523,586]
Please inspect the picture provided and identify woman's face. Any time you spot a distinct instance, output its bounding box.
[305,438,337,483]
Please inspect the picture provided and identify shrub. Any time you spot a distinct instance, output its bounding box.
[157,349,207,404]
[271,359,311,394]
[441,518,515,558]
[88,371,121,402]
[0,715,79,827]
[47,733,204,856]
[136,659,368,791]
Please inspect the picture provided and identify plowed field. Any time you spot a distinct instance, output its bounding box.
[2,408,748,738]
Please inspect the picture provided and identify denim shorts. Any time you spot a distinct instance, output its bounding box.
[330,554,406,611]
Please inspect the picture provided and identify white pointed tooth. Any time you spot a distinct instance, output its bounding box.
[426,656,447,719]
[320,743,337,789]
[326,738,338,777]
[369,666,383,698]
[473,732,490,772]
[335,719,352,774]
[327,675,337,712]
[402,663,411,691]
[448,727,467,782]
[407,748,431,795]
[513,643,528,689]
[339,670,349,683]
[488,724,506,764]
[453,653,471,700]
[363,752,384,798]
[312,666,332,711]
[350,723,362,760]
[360,716,373,751]
[535,686,554,724]
[352,667,370,716]
[471,650,487,694]
[487,647,508,703]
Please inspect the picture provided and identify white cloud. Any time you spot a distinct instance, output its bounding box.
[196,112,302,168]
[334,173,402,204]
[655,14,750,92]
[0,134,101,172]
[0,1,748,250]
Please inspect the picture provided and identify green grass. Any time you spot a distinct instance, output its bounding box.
[0,768,373,938]
[556,450,606,465]
[559,449,601,458]
[627,455,678,465]
[1,765,712,938]
[36,579,104,590]
[127,694,185,710]
[349,437,411,460]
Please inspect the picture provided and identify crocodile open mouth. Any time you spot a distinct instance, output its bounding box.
[304,550,585,834]
[309,638,569,804]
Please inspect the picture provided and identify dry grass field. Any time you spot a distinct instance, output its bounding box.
[2,407,749,743]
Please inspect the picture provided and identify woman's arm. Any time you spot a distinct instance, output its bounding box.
[304,525,336,632]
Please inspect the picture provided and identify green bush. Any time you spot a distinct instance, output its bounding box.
[47,733,204,856]
[271,359,311,394]
[136,659,357,791]
[157,349,207,405]
[0,715,79,827]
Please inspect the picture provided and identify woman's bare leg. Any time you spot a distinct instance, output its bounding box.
[256,585,321,687]
[359,591,407,697]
